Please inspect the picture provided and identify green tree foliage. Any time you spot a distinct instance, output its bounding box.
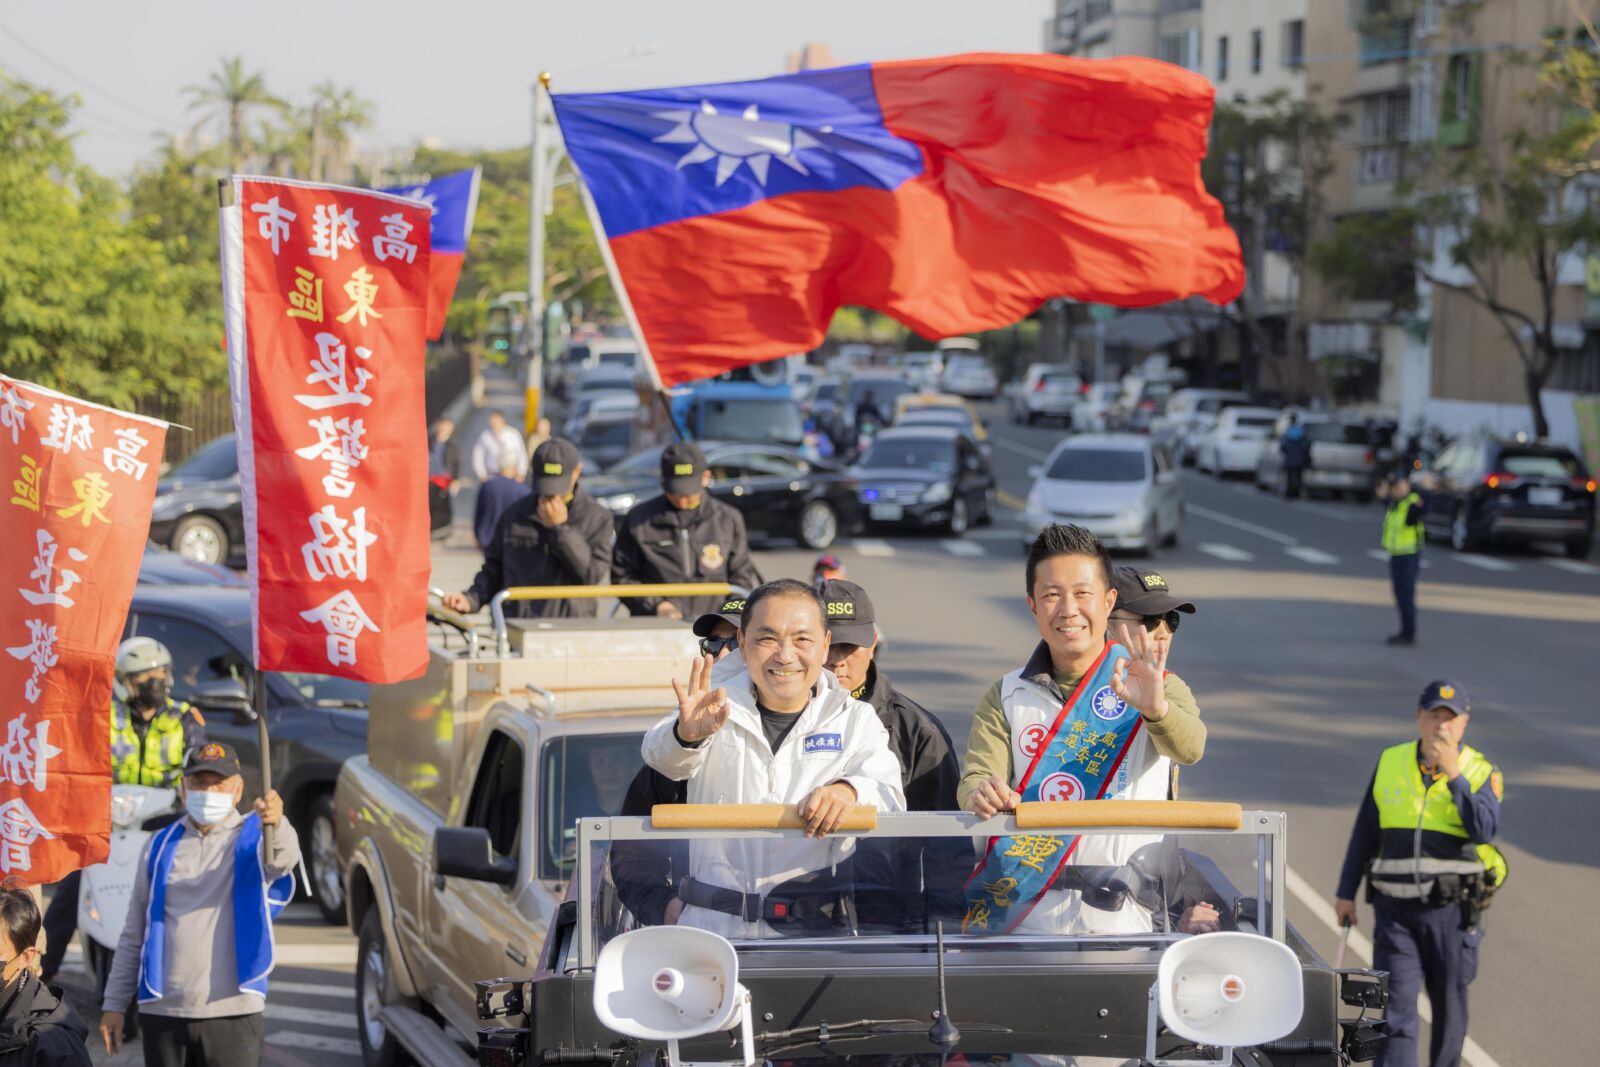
[183,56,287,173]
[0,77,222,407]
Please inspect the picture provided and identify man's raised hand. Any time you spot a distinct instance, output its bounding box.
[1111,621,1170,722]
[671,654,730,743]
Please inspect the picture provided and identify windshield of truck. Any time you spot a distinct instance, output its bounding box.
[578,817,1281,959]
[540,734,649,881]
[693,398,804,445]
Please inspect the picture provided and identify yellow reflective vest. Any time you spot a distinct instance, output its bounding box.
[1381,492,1424,556]
[1369,740,1506,901]
[110,698,201,787]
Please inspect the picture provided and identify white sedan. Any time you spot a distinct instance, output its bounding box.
[1021,435,1184,555]
[1196,406,1280,476]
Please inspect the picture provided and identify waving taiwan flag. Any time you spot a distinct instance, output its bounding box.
[379,166,481,339]
[552,53,1244,386]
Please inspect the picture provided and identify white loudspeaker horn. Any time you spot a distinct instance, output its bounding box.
[593,927,755,1066]
[1156,932,1304,1049]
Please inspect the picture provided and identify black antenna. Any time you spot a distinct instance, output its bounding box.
[928,921,960,1049]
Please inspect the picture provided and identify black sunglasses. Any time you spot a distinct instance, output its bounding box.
[1116,611,1181,634]
[699,634,739,656]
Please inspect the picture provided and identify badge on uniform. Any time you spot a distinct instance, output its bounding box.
[1490,770,1503,800]
[700,543,724,570]
[802,733,843,755]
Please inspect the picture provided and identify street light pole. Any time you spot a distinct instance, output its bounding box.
[526,72,553,437]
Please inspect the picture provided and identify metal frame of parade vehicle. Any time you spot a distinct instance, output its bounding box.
[467,802,1392,1067]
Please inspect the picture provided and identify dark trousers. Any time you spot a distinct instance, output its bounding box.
[39,869,79,981]
[1373,901,1481,1067]
[141,1012,264,1067]
[1389,552,1420,638]
[1285,465,1304,498]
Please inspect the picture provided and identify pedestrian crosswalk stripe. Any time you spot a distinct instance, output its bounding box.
[1545,557,1600,575]
[851,539,895,557]
[1450,553,1517,572]
[264,1003,357,1029]
[1285,546,1340,565]
[267,1031,362,1057]
[269,980,353,999]
[1198,543,1254,562]
[942,539,986,557]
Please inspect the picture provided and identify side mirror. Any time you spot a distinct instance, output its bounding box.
[435,826,517,886]
[189,678,254,722]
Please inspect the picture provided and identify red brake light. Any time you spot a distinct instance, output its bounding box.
[1364,450,1376,464]
[1574,477,1598,493]
[1080,382,1091,395]
[1034,381,1046,392]
[1484,472,1520,490]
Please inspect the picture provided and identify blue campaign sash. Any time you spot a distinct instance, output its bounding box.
[962,641,1143,933]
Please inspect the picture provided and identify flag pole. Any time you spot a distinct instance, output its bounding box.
[526,73,553,438]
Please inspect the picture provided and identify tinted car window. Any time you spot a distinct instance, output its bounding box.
[901,411,970,432]
[1500,450,1581,478]
[1040,372,1079,388]
[945,355,986,372]
[848,379,913,408]
[861,438,955,474]
[741,451,805,478]
[1234,415,1278,429]
[597,352,636,368]
[1304,422,1373,444]
[578,377,634,395]
[580,420,633,448]
[606,447,667,477]
[172,436,238,481]
[469,730,524,863]
[129,615,249,704]
[694,398,804,444]
[1047,449,1148,482]
[540,734,641,878]
[564,344,591,364]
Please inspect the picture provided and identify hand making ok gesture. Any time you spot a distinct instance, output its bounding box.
[670,653,731,743]
[1110,621,1170,723]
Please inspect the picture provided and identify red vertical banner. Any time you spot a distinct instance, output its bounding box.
[219,177,432,682]
[0,376,167,883]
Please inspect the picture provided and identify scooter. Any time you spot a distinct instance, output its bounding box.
[79,783,180,999]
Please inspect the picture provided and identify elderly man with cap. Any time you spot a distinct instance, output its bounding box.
[99,742,298,1067]
[1335,681,1505,1067]
[444,437,614,619]
[613,442,761,621]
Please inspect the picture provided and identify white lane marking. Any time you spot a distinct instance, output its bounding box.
[1293,500,1361,523]
[993,438,1050,462]
[269,980,353,999]
[264,1003,359,1029]
[1284,546,1340,566]
[273,943,358,967]
[942,539,986,557]
[1199,542,1255,562]
[1450,552,1517,572]
[1284,865,1504,1067]
[1367,548,1431,569]
[267,1031,363,1057]
[851,539,895,557]
[1545,557,1600,575]
[1186,504,1298,545]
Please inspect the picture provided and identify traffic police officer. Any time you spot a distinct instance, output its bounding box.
[1335,680,1506,1067]
[42,636,206,983]
[1379,471,1426,646]
[613,442,761,621]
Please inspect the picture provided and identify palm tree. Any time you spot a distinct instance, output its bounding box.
[182,56,286,171]
[302,81,374,182]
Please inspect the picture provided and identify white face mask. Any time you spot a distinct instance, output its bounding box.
[185,789,237,826]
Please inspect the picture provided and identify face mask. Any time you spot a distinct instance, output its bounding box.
[185,789,236,826]
[131,676,172,710]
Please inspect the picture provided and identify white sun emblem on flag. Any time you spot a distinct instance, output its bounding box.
[653,100,827,188]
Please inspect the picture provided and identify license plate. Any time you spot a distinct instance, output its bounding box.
[869,503,904,521]
[1528,487,1562,506]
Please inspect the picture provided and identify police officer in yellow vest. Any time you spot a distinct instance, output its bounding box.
[1379,471,1426,646]
[1335,681,1506,1067]
[40,636,206,983]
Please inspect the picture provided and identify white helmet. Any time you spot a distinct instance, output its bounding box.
[115,636,172,678]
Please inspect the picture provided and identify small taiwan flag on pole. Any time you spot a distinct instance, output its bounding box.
[379,166,482,340]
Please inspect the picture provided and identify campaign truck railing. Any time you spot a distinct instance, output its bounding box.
[573,803,1287,969]
[489,583,747,655]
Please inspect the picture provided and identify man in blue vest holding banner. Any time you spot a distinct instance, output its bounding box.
[98,742,299,1067]
[1335,681,1506,1067]
[958,523,1207,935]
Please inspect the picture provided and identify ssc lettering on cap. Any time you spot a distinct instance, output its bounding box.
[826,601,855,616]
[544,462,563,475]
[674,463,694,475]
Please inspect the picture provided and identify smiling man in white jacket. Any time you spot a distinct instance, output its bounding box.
[641,578,906,939]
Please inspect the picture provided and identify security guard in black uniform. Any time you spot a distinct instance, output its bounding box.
[1335,680,1506,1067]
[612,442,761,621]
[42,636,206,983]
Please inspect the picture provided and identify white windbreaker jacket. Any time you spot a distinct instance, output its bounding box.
[640,666,906,938]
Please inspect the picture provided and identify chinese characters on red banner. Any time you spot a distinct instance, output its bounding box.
[222,178,432,683]
[0,376,166,883]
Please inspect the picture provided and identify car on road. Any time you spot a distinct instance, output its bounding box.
[1256,414,1381,500]
[1195,406,1280,477]
[122,585,368,924]
[553,337,638,398]
[138,544,247,586]
[148,434,245,567]
[853,426,996,535]
[562,389,639,441]
[585,441,861,549]
[843,372,917,428]
[939,352,999,399]
[901,350,943,390]
[675,381,807,448]
[1022,434,1183,554]
[1156,388,1251,463]
[574,412,636,472]
[894,392,989,444]
[1421,437,1597,557]
[1010,363,1083,425]
[1072,381,1122,433]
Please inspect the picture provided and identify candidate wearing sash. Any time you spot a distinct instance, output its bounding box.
[959,524,1207,935]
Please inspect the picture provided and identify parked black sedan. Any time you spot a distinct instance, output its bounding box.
[1422,437,1596,558]
[121,585,368,923]
[853,426,996,535]
[584,441,862,549]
